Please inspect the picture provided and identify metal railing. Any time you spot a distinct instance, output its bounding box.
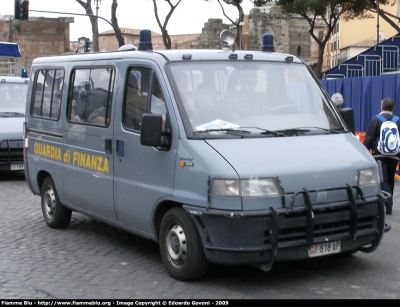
[0,60,24,76]
[326,41,400,78]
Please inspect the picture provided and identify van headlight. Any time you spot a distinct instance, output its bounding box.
[212,178,283,197]
[356,167,380,186]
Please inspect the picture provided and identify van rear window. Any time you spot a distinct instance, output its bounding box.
[32,69,64,120]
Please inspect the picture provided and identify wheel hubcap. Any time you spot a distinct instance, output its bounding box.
[166,224,187,267]
[44,186,56,220]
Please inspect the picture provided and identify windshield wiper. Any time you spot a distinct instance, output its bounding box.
[273,128,311,136]
[302,127,342,134]
[259,129,286,137]
[225,127,287,137]
[194,128,251,135]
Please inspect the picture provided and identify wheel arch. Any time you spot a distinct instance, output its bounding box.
[153,200,182,242]
[37,170,51,192]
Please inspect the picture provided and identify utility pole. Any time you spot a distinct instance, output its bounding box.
[93,0,101,52]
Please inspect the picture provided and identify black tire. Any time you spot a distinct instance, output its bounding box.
[41,176,72,228]
[159,207,209,281]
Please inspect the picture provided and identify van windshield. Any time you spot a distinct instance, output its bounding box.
[0,80,28,115]
[169,61,343,137]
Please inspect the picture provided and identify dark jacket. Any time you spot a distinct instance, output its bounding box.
[364,111,400,160]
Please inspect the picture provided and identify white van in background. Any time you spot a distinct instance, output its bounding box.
[0,70,29,172]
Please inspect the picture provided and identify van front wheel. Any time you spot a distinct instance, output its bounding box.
[159,207,209,281]
[41,177,72,228]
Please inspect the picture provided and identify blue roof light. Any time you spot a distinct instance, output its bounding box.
[21,67,28,78]
[262,34,274,52]
[138,29,153,51]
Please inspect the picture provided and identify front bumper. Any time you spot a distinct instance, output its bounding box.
[0,138,24,171]
[184,184,389,269]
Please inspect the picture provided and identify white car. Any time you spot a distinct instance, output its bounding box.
[0,74,29,172]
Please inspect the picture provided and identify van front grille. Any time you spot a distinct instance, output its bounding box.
[264,206,378,246]
[0,139,24,163]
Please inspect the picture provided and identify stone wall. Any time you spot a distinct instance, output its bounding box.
[0,15,73,73]
[197,7,311,62]
[247,7,311,62]
[199,19,230,49]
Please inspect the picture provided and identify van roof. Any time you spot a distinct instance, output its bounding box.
[32,48,303,65]
[0,75,29,83]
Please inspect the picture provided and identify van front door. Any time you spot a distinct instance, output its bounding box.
[113,65,176,236]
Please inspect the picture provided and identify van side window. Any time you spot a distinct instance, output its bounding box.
[124,67,167,131]
[32,69,64,120]
[69,67,114,126]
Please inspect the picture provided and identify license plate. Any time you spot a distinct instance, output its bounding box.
[10,164,24,171]
[308,241,341,258]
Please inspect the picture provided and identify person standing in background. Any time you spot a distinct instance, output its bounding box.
[364,98,400,215]
[331,93,344,109]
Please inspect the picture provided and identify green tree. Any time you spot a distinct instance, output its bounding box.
[277,0,399,78]
[342,0,400,33]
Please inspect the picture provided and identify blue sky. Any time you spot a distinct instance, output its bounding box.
[2,0,256,41]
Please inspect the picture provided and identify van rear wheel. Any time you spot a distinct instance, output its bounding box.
[41,176,71,228]
[159,207,209,281]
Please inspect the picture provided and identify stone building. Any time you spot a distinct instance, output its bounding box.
[199,19,231,49]
[197,6,311,64]
[247,6,311,63]
[0,15,73,74]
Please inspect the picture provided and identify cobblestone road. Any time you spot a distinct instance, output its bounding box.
[0,172,399,299]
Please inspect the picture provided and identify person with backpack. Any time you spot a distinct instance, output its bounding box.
[364,97,400,215]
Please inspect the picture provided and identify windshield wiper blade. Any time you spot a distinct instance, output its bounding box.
[274,128,311,135]
[230,127,286,137]
[304,127,342,134]
[194,128,251,134]
[259,129,286,137]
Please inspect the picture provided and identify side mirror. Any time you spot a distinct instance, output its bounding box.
[339,108,355,135]
[140,113,163,146]
[140,113,171,149]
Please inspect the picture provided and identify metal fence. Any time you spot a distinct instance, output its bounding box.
[0,59,24,76]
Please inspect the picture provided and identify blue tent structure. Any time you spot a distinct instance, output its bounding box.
[0,42,21,57]
[321,33,400,133]
[320,73,400,133]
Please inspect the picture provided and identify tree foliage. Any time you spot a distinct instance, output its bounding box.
[277,1,400,78]
[341,0,400,33]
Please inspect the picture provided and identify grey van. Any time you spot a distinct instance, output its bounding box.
[0,74,29,171]
[24,30,390,281]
